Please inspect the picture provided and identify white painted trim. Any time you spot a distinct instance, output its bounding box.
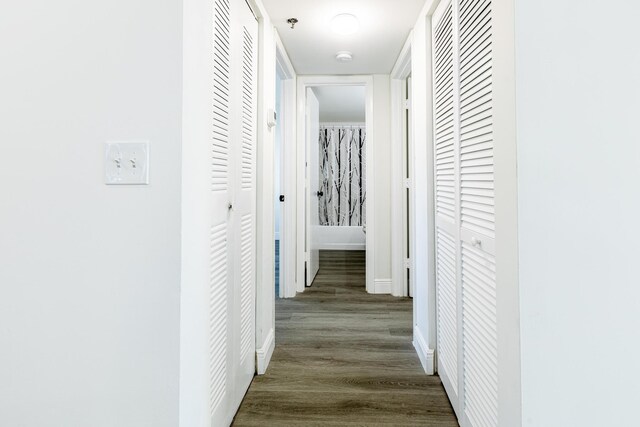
[373,279,392,294]
[390,79,405,298]
[296,75,375,294]
[422,2,439,366]
[413,326,435,375]
[492,0,522,423]
[256,328,275,375]
[319,243,366,251]
[253,1,275,386]
[409,2,439,383]
[253,21,296,390]
[390,37,413,298]
[392,32,413,78]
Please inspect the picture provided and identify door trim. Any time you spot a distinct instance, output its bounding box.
[296,76,375,294]
[254,29,296,378]
[391,36,412,298]
[274,33,297,300]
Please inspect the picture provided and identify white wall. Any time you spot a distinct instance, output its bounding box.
[0,1,182,426]
[515,0,640,425]
[315,86,366,122]
[409,4,437,372]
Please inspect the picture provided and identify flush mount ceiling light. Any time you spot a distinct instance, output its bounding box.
[335,51,353,62]
[330,14,359,35]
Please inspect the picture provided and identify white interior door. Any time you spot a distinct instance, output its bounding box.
[306,88,320,285]
[432,0,498,425]
[211,0,257,424]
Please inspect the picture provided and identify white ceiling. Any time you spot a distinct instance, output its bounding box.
[313,86,366,123]
[262,0,425,75]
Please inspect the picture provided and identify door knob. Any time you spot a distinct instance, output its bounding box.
[316,191,324,197]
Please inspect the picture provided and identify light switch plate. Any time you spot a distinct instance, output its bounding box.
[105,141,149,185]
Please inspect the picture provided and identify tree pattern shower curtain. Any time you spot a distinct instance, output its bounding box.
[319,125,366,226]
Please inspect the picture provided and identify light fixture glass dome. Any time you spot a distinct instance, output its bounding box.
[330,14,360,35]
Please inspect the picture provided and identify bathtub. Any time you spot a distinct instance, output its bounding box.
[312,225,365,250]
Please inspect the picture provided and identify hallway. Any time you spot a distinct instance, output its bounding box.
[233,251,458,426]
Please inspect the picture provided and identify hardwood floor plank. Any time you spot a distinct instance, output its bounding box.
[233,250,458,426]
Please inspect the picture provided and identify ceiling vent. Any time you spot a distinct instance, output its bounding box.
[335,51,353,62]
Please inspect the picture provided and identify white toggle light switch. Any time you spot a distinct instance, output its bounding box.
[105,141,150,185]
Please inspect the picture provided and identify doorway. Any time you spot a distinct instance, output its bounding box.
[391,44,414,299]
[312,86,367,279]
[275,71,284,298]
[296,77,374,293]
[272,41,296,301]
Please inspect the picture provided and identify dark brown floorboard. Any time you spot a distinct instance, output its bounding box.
[233,250,458,426]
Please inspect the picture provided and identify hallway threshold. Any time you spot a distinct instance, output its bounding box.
[233,250,457,426]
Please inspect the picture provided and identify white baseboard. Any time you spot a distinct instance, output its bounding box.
[371,279,392,294]
[318,243,365,251]
[414,326,435,375]
[256,328,275,375]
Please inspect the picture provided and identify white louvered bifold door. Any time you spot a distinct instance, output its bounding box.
[432,0,498,425]
[211,0,233,424]
[458,0,497,425]
[432,0,461,415]
[230,0,258,409]
[211,0,257,425]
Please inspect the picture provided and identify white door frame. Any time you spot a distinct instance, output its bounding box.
[254,28,296,376]
[391,36,413,298]
[296,76,375,294]
[305,88,321,286]
[274,36,297,299]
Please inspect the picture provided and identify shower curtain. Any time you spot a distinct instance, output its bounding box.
[318,124,366,226]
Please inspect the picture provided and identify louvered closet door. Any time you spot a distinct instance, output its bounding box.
[230,0,258,410]
[211,0,258,425]
[458,0,497,425]
[432,0,497,425]
[432,0,461,414]
[211,0,233,424]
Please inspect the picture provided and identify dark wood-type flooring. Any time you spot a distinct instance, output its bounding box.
[233,250,458,426]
